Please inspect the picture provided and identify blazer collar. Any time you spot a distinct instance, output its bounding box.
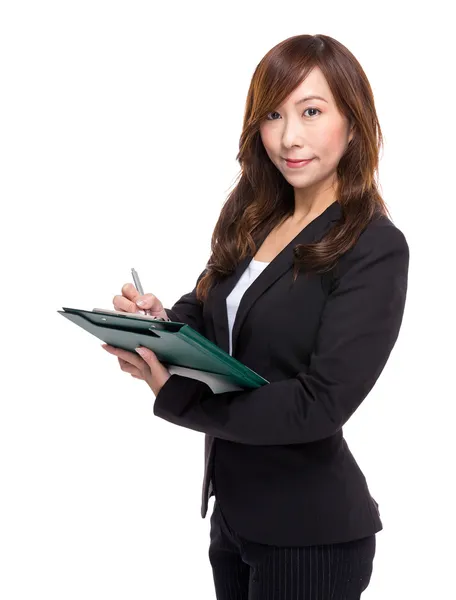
[210,200,343,357]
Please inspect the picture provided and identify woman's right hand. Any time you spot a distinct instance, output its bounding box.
[113,283,169,320]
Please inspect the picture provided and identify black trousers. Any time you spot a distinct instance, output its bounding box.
[209,500,376,600]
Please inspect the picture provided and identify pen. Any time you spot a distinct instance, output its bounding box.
[131,268,152,316]
[131,268,170,321]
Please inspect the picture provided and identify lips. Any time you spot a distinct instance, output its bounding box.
[284,158,312,162]
[284,158,314,169]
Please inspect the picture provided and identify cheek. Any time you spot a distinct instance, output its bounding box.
[260,133,278,165]
[260,129,274,153]
[316,126,347,158]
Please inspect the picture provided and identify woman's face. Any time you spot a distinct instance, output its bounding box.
[259,66,354,202]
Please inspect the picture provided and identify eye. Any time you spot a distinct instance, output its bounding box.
[265,107,321,120]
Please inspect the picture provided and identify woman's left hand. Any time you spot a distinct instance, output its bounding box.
[101,344,171,396]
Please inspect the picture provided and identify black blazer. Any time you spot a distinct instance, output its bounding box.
[154,201,409,546]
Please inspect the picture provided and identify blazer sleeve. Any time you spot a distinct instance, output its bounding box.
[154,224,410,445]
[164,269,207,335]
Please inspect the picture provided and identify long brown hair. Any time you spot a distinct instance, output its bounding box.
[196,33,391,303]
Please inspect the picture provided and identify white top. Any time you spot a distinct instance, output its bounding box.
[226,258,270,356]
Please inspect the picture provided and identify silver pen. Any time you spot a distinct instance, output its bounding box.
[131,267,152,316]
[131,268,169,321]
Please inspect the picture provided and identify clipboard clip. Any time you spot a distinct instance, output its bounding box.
[148,316,167,331]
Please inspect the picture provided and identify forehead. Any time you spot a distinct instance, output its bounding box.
[284,66,333,105]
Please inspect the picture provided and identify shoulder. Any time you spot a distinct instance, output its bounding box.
[350,213,408,258]
[365,213,408,248]
[334,213,410,280]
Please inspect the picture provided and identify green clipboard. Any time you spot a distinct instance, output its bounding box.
[58,307,270,394]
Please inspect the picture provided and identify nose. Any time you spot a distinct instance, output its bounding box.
[281,123,308,151]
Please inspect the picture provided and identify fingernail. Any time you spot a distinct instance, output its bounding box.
[136,300,145,306]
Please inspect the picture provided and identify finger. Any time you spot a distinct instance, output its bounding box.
[118,357,144,379]
[102,345,145,370]
[113,293,143,314]
[134,347,162,368]
[133,293,161,311]
[115,286,161,315]
[121,283,141,302]
[120,284,161,312]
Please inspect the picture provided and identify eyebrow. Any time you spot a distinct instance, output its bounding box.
[295,95,328,105]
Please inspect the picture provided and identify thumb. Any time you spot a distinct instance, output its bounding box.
[135,346,156,363]
[135,293,162,312]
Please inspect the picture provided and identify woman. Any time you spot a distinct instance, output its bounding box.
[104,33,409,599]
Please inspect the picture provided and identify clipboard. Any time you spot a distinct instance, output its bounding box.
[58,307,270,394]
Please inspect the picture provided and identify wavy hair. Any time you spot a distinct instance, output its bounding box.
[195,33,391,303]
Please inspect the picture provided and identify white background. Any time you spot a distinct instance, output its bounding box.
[1,1,454,598]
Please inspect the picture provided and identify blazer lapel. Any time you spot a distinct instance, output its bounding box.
[211,200,342,357]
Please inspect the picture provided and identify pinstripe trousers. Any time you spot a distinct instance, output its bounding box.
[208,500,376,600]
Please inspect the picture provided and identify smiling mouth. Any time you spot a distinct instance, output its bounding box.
[283,158,313,162]
[283,158,314,168]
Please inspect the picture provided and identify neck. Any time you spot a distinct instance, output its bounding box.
[292,177,339,222]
